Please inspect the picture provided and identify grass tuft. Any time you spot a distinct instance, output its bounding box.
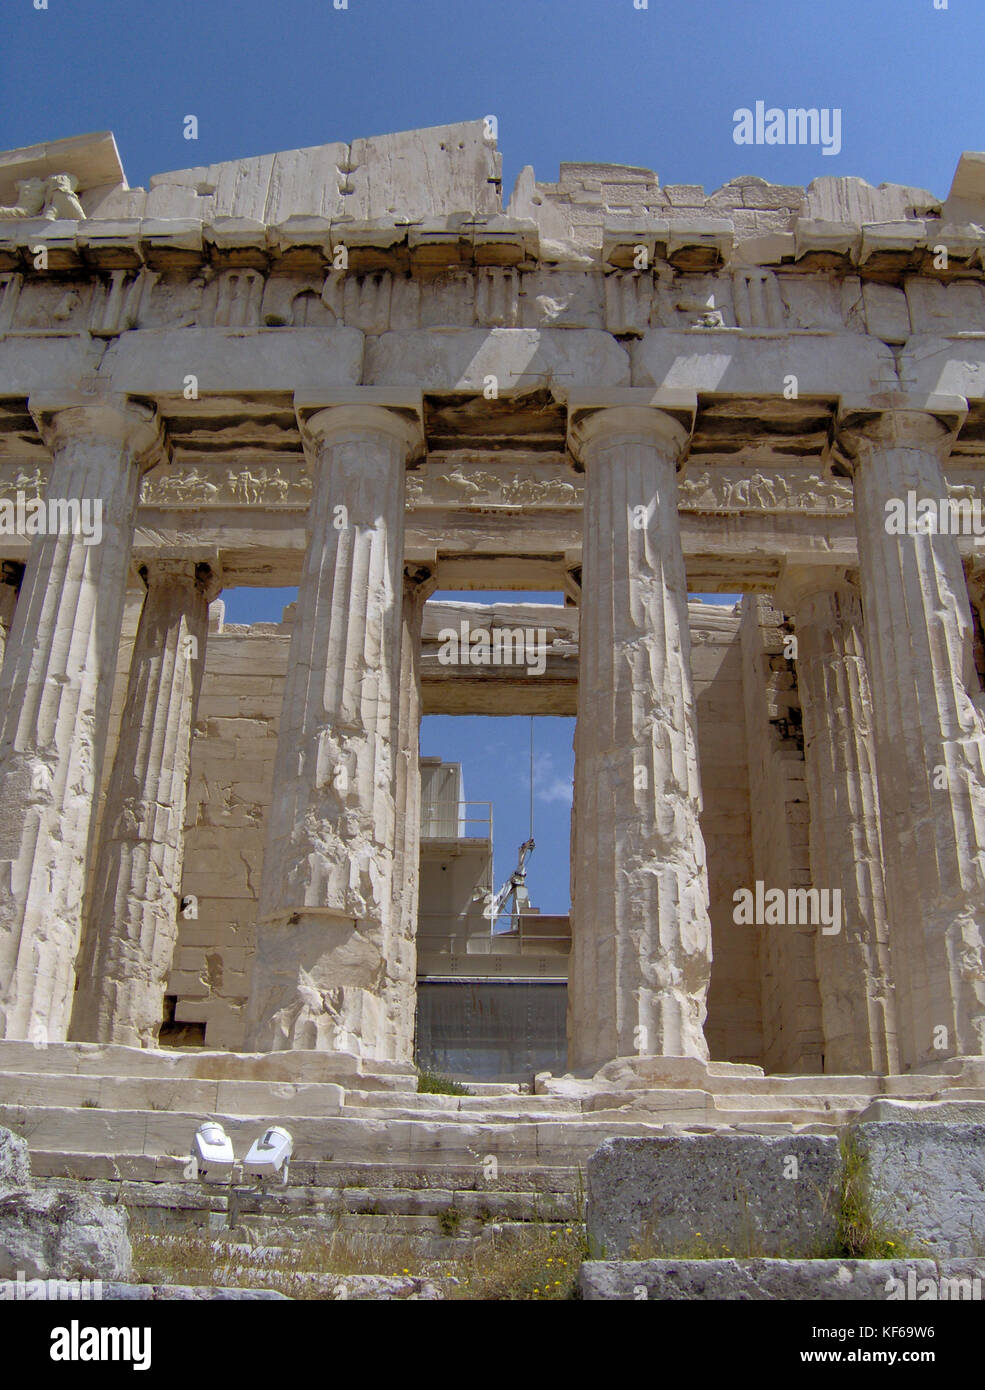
[831,1132,926,1260]
[416,1068,471,1096]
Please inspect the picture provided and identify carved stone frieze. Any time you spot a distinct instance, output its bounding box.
[0,173,86,221]
[406,458,583,510]
[0,466,48,499]
[0,455,980,519]
[678,465,854,514]
[140,462,313,507]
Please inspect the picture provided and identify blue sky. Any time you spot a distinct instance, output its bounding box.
[1,0,979,202]
[1,0,976,910]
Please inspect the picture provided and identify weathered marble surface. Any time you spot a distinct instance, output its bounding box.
[842,405,985,1068]
[0,398,166,1044]
[775,567,897,1074]
[568,398,713,1069]
[580,1258,985,1300]
[72,560,216,1046]
[248,402,421,1058]
[586,1134,841,1258]
[855,1121,985,1257]
[0,1124,132,1281]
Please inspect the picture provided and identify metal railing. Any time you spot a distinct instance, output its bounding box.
[419,799,493,840]
[416,912,571,956]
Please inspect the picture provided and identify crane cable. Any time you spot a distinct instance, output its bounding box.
[529,715,534,843]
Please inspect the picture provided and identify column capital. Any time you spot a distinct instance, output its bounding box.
[403,561,439,601]
[835,392,967,472]
[294,389,425,463]
[138,558,223,603]
[566,388,696,469]
[774,561,858,614]
[28,391,170,472]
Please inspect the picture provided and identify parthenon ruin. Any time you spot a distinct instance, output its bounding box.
[2,120,985,1088]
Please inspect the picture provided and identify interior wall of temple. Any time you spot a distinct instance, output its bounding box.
[75,595,770,1062]
[696,603,763,1067]
[740,596,822,1074]
[167,611,289,1048]
[79,570,985,1067]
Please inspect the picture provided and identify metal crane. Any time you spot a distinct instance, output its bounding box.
[475,719,539,932]
[478,837,535,931]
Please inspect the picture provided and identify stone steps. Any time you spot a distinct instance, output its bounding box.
[31,1151,583,1192]
[7,1043,985,1224]
[47,1176,578,1223]
[137,1218,573,1268]
[343,1102,584,1122]
[344,1090,576,1114]
[1,1102,681,1163]
[10,1068,971,1132]
[0,1040,414,1089]
[142,1230,474,1264]
[9,1042,980,1286]
[0,1090,944,1174]
[0,1069,346,1117]
[710,1092,872,1113]
[736,1073,947,1097]
[568,1055,980,1098]
[40,1158,581,1262]
[0,1067,928,1125]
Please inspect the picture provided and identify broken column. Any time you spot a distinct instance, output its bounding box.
[383,564,436,1062]
[71,560,219,1046]
[0,395,166,1043]
[246,392,423,1056]
[839,398,985,1067]
[774,565,898,1074]
[567,391,713,1071]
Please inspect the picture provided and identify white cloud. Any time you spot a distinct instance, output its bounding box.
[537,775,573,807]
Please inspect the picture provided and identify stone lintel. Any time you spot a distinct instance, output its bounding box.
[434,555,568,592]
[8,332,985,421]
[119,510,865,589]
[420,598,577,715]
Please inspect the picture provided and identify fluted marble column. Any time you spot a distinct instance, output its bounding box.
[840,399,985,1067]
[0,395,166,1042]
[247,395,423,1055]
[567,393,712,1070]
[383,563,436,1061]
[0,563,24,670]
[71,560,219,1046]
[775,565,898,1074]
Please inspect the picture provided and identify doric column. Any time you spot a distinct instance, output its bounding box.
[383,562,437,1062]
[775,564,898,1074]
[247,391,423,1056]
[71,559,220,1046]
[0,395,166,1043]
[0,563,24,670]
[839,396,985,1067]
[567,390,713,1070]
